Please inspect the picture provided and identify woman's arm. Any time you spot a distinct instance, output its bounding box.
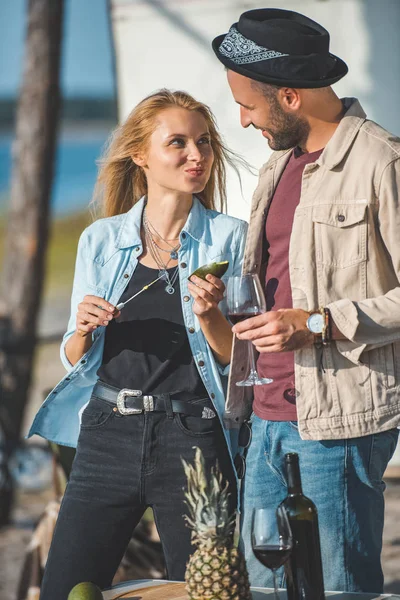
[188,221,249,366]
[65,330,94,366]
[188,274,232,366]
[196,307,233,366]
[61,230,120,369]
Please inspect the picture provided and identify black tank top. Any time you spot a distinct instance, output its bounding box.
[97,262,208,397]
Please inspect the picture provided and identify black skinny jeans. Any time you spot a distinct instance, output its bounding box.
[40,394,237,600]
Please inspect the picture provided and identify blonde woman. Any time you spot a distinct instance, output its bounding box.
[29,90,247,598]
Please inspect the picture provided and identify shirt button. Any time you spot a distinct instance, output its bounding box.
[183,295,190,302]
[188,327,195,334]
[181,233,186,239]
[198,360,205,367]
[124,273,129,278]
[135,247,140,252]
[181,262,187,268]
[211,393,215,399]
[337,214,345,222]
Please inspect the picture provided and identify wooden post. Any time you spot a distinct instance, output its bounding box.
[0,0,64,524]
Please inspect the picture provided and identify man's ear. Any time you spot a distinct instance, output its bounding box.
[279,87,301,111]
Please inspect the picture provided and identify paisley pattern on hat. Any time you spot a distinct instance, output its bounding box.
[219,26,288,65]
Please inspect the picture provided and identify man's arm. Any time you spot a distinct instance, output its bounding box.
[231,308,346,353]
[233,158,400,357]
[326,157,400,363]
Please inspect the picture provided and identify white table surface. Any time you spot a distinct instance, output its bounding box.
[103,579,400,600]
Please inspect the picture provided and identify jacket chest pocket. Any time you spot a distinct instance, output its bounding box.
[313,204,367,269]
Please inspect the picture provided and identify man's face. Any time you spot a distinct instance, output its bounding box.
[226,70,309,151]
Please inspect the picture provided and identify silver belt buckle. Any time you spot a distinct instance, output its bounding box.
[116,389,155,415]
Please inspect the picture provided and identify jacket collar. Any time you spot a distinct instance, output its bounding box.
[115,195,207,249]
[316,98,366,170]
[115,196,145,249]
[181,196,208,242]
[267,98,366,171]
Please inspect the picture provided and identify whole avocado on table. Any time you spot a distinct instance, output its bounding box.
[190,260,229,281]
[67,582,103,600]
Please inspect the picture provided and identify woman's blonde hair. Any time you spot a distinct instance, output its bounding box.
[93,89,240,217]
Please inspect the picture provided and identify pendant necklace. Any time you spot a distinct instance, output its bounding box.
[143,208,181,260]
[143,218,179,295]
[164,266,179,295]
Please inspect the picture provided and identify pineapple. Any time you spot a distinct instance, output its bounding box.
[182,448,252,600]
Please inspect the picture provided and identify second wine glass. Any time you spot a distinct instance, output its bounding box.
[227,274,273,386]
[252,506,293,600]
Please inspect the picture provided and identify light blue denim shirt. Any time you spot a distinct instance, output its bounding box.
[28,197,247,464]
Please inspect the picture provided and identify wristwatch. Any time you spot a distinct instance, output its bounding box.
[306,311,324,335]
[306,308,331,345]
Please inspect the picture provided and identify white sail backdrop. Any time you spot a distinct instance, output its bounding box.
[110,0,400,220]
[110,0,400,469]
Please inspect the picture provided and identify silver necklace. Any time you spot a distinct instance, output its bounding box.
[152,237,180,260]
[145,220,180,260]
[144,208,181,242]
[144,222,171,270]
[164,265,180,295]
[143,209,181,260]
[143,222,179,295]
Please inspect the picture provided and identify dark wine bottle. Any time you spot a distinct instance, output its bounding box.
[279,453,325,600]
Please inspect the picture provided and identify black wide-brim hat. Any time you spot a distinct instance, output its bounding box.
[212,8,348,88]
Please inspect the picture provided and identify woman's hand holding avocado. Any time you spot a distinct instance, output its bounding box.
[188,274,232,366]
[188,274,225,317]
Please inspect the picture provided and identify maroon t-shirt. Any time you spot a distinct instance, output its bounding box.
[253,147,323,421]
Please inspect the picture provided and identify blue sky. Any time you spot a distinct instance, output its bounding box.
[0,0,115,98]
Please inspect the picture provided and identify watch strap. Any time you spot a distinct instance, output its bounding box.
[308,307,332,346]
[321,307,332,346]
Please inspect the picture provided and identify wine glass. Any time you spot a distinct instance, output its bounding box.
[252,506,293,600]
[227,274,273,386]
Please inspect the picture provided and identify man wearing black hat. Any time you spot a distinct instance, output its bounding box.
[213,8,400,593]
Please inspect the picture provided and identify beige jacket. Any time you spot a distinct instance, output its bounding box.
[225,98,400,440]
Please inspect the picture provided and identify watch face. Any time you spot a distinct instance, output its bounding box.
[307,312,324,334]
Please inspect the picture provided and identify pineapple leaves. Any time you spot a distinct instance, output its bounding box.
[182,447,236,547]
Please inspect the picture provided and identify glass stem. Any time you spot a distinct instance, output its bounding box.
[272,569,279,600]
[247,341,257,375]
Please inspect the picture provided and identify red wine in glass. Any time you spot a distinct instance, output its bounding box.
[227,275,273,386]
[253,544,292,570]
[252,506,293,600]
[228,311,262,326]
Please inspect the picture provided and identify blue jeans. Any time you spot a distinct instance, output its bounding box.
[240,416,399,593]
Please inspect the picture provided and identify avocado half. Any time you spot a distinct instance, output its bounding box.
[190,260,229,280]
[67,582,103,600]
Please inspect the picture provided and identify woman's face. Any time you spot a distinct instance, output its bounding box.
[138,107,214,196]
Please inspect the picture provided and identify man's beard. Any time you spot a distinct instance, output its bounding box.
[261,97,310,151]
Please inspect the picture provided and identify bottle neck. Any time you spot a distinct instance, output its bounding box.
[286,458,303,495]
